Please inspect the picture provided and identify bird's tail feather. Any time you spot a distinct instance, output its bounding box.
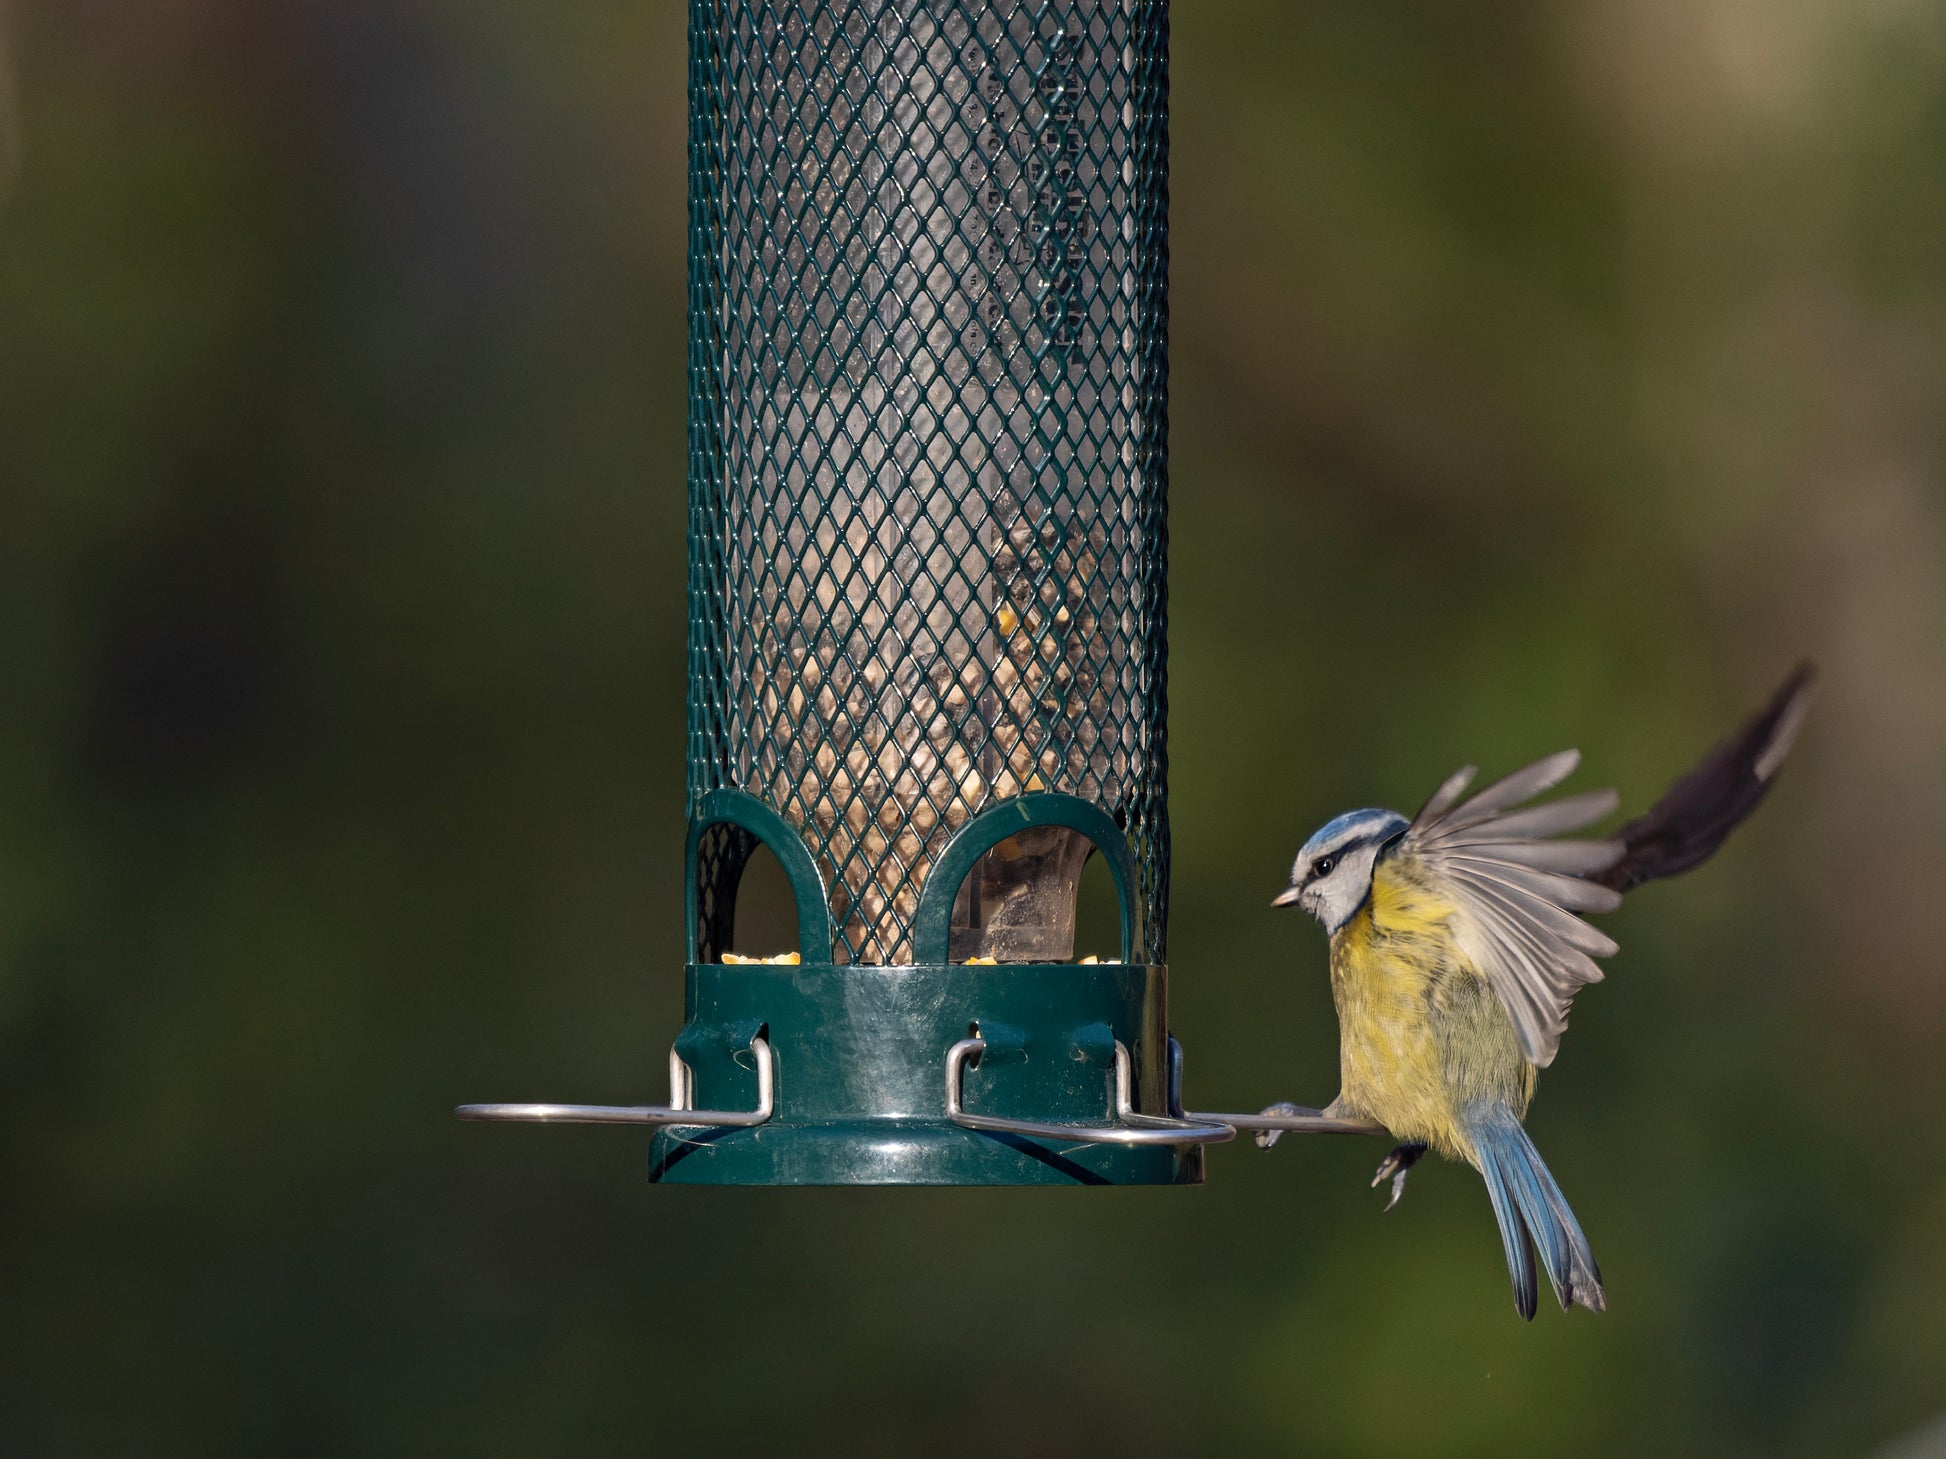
[1474,1115,1605,1320]
[1593,663,1816,892]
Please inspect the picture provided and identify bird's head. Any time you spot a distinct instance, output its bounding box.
[1273,807,1409,934]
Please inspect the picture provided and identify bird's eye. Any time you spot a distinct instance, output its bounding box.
[1313,856,1336,878]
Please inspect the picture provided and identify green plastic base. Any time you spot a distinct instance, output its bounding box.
[649,1117,1198,1186]
[648,962,1200,1187]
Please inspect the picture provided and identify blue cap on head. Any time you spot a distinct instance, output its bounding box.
[1298,807,1409,864]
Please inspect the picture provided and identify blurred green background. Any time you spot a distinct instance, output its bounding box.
[5,1,1945,1454]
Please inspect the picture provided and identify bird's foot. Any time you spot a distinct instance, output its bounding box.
[1372,1142,1428,1211]
[1254,1102,1305,1150]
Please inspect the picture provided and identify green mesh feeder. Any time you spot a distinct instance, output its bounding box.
[458,0,1383,1183]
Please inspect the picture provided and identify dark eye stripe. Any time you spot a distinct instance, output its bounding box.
[1313,832,1380,864]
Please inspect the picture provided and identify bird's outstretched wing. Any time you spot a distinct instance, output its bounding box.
[1402,751,1624,1069]
[1404,663,1817,1068]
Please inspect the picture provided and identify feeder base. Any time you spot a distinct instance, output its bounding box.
[647,962,1201,1187]
[649,1118,1199,1186]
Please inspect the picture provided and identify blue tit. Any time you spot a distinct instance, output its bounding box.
[1267,666,1816,1319]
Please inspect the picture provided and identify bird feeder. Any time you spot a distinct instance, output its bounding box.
[460,0,1382,1183]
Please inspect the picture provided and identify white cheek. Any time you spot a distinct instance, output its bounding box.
[1314,876,1363,931]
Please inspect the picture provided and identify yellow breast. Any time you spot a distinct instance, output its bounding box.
[1329,855,1534,1160]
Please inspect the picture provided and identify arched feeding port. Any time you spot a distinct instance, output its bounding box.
[457,0,1386,1183]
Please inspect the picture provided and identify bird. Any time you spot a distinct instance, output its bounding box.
[1264,665,1816,1319]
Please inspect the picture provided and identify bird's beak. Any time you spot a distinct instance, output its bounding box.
[1271,884,1304,908]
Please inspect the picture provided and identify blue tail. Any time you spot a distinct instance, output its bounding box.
[1472,1112,1605,1320]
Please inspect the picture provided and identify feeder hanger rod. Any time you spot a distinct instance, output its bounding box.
[1168,1038,1390,1138]
[455,1035,775,1128]
[945,1037,1237,1147]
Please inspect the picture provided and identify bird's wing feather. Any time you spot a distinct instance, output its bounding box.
[1436,749,1583,828]
[1591,663,1817,891]
[1412,765,1478,826]
[1403,752,1624,1068]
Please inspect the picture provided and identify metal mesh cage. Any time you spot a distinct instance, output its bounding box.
[687,0,1169,966]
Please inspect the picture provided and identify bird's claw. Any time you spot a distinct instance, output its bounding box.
[1371,1142,1427,1211]
[1254,1102,1305,1150]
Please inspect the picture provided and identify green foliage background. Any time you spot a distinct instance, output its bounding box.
[4,3,1944,1454]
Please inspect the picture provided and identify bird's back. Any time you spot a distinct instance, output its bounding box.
[1330,852,1536,1161]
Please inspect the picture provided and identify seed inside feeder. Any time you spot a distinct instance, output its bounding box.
[753,497,1123,964]
[700,3,1163,969]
